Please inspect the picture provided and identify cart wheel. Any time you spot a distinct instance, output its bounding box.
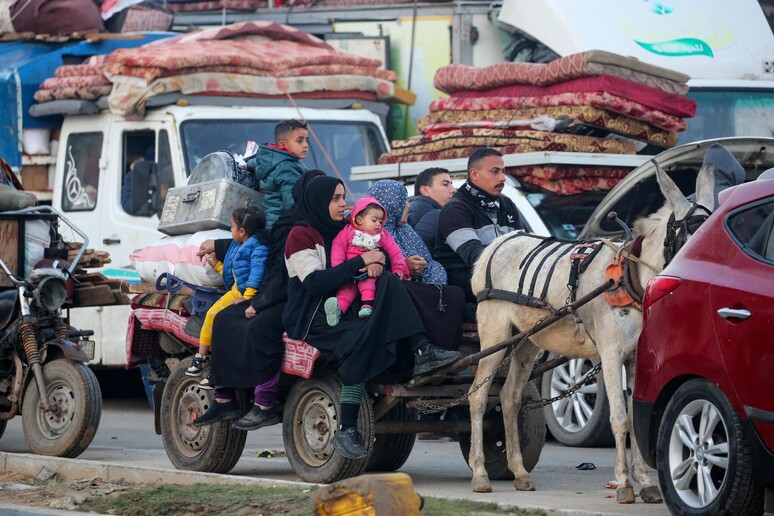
[458,381,546,480]
[368,399,416,472]
[22,359,102,458]
[283,371,373,483]
[159,357,246,473]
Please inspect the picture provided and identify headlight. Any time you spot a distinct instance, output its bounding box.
[35,276,68,312]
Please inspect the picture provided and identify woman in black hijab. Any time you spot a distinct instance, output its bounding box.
[284,176,459,460]
[193,170,325,429]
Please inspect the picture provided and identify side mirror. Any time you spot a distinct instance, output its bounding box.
[128,161,160,217]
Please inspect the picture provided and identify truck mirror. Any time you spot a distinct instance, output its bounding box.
[129,161,160,217]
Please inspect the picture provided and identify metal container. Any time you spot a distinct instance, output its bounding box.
[157,179,262,236]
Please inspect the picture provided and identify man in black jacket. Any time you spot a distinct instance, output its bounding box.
[407,167,456,249]
[434,147,522,304]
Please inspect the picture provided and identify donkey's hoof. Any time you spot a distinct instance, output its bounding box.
[471,476,492,493]
[640,485,663,503]
[514,477,536,491]
[616,485,636,504]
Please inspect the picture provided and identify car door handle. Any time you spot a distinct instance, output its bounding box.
[717,308,751,320]
[102,238,121,245]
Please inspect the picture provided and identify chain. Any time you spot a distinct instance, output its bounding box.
[520,361,602,411]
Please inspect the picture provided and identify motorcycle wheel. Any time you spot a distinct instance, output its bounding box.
[21,359,102,458]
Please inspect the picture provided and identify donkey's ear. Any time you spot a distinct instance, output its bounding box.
[654,159,691,215]
[695,163,716,210]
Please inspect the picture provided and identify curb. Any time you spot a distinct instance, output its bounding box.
[0,451,315,489]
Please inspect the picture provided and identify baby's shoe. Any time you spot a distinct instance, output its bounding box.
[358,305,373,319]
[185,353,208,377]
[324,297,341,326]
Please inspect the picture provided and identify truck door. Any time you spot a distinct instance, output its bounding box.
[101,124,175,268]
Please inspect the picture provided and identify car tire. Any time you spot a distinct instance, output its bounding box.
[541,355,614,447]
[282,371,373,483]
[159,357,246,473]
[458,381,546,480]
[368,399,416,472]
[657,379,764,515]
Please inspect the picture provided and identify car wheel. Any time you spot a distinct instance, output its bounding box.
[541,356,614,447]
[657,379,764,515]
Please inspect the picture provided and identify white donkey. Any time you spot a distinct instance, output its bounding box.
[467,163,715,503]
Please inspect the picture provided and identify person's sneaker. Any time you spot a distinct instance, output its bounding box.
[324,297,340,326]
[330,427,368,460]
[192,399,241,427]
[198,375,213,390]
[232,405,280,431]
[413,343,461,376]
[185,353,208,377]
[358,305,373,319]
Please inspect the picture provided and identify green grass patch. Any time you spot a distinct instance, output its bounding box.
[79,483,545,516]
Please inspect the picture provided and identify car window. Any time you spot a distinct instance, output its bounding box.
[525,190,608,239]
[726,199,774,262]
[598,168,699,234]
[61,132,102,212]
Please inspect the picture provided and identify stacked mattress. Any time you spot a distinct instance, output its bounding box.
[33,21,404,119]
[379,50,696,195]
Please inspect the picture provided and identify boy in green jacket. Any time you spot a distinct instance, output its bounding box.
[247,119,309,228]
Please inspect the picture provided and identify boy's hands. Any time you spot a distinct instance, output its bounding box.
[197,240,215,258]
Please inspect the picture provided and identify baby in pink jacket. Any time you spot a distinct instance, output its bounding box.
[325,195,409,325]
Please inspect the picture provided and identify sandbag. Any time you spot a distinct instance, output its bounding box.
[0,184,36,211]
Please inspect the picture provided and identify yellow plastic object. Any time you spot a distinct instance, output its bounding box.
[312,472,422,515]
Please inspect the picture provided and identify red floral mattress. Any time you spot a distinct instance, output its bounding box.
[509,165,632,195]
[447,75,696,119]
[428,92,686,133]
[434,52,689,95]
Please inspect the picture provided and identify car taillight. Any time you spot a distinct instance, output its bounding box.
[643,276,681,308]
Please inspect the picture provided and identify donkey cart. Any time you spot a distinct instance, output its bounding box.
[128,274,615,484]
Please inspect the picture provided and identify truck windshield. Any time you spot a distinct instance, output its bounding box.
[679,90,774,143]
[180,119,387,199]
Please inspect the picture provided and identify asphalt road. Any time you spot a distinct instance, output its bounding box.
[0,391,671,516]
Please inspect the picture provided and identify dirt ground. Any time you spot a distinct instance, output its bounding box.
[0,471,135,512]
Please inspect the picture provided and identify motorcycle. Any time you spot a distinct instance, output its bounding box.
[0,207,101,457]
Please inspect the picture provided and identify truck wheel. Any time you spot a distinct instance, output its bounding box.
[541,355,614,447]
[283,371,373,483]
[21,359,102,458]
[159,357,246,473]
[657,379,764,515]
[458,382,546,480]
[368,399,416,472]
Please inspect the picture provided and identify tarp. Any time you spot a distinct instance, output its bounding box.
[0,33,172,169]
[499,0,774,82]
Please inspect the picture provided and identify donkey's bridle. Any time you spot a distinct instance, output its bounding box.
[663,202,713,266]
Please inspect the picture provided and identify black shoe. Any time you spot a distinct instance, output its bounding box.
[330,427,368,460]
[192,399,241,427]
[185,353,208,377]
[232,405,280,431]
[413,343,461,376]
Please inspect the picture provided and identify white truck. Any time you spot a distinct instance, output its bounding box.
[45,99,390,366]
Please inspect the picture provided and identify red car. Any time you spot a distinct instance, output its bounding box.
[634,176,774,515]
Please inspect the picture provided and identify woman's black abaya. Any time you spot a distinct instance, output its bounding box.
[209,297,285,389]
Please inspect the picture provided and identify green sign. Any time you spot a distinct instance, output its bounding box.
[634,37,714,57]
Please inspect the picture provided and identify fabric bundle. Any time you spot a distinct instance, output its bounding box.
[379,50,696,195]
[32,21,402,119]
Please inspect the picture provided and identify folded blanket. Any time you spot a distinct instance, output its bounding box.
[428,92,687,132]
[434,51,690,95]
[508,165,631,180]
[519,175,625,195]
[418,106,678,148]
[34,86,112,102]
[448,75,696,119]
[108,72,397,118]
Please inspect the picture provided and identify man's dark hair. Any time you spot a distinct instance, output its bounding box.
[232,205,266,237]
[414,167,450,197]
[467,147,503,174]
[275,119,308,143]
